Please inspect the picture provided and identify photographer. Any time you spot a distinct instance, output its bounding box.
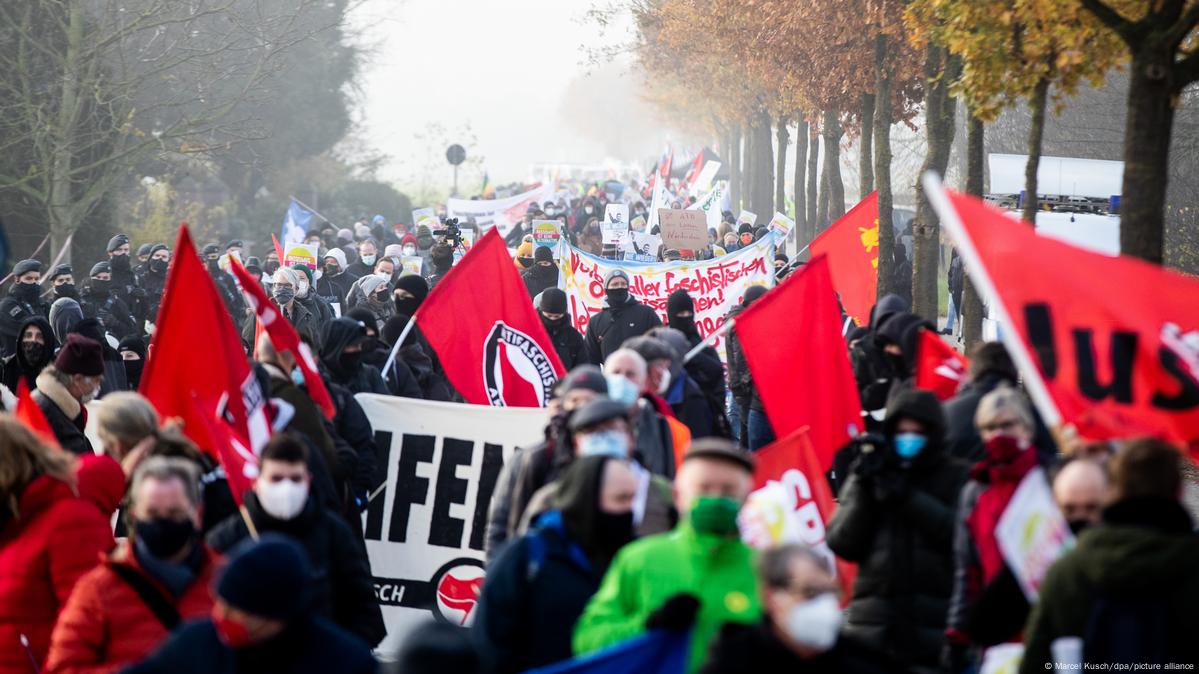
[826,390,968,674]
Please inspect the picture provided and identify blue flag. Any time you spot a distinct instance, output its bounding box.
[522,631,690,674]
[282,199,315,246]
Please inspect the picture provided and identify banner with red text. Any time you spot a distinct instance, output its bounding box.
[557,237,774,362]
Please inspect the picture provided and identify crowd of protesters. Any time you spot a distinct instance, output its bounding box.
[0,180,1195,674]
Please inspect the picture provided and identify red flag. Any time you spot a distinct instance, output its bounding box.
[15,380,58,448]
[682,151,705,190]
[915,330,969,401]
[932,184,1199,455]
[809,192,879,326]
[737,255,863,469]
[227,257,335,419]
[752,427,856,600]
[141,225,271,457]
[271,232,286,267]
[414,228,564,406]
[190,396,258,506]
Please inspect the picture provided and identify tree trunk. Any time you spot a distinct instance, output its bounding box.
[818,150,830,231]
[775,118,789,218]
[859,92,876,201]
[806,124,820,241]
[912,46,961,321]
[48,2,87,265]
[751,109,775,217]
[729,124,743,213]
[1118,46,1177,263]
[962,112,986,350]
[744,120,755,213]
[874,33,896,301]
[793,117,809,245]
[822,109,846,221]
[1022,75,1051,224]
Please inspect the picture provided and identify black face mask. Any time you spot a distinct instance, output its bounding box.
[361,336,378,353]
[325,264,340,276]
[535,263,557,279]
[21,341,45,365]
[135,518,196,559]
[395,296,421,317]
[110,254,131,274]
[517,257,533,269]
[264,261,280,275]
[90,279,111,296]
[886,352,907,376]
[593,510,635,554]
[124,358,144,387]
[338,350,363,374]
[149,259,168,275]
[12,283,39,301]
[669,314,698,337]
[605,287,629,306]
[540,312,568,331]
[54,283,77,300]
[206,258,220,273]
[1068,519,1092,536]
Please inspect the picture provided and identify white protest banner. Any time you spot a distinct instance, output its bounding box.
[412,207,440,232]
[356,394,549,652]
[558,236,774,361]
[602,204,629,245]
[447,185,550,234]
[646,175,669,232]
[767,211,795,239]
[688,183,726,229]
[995,467,1074,600]
[657,208,710,251]
[693,160,721,192]
[738,210,758,227]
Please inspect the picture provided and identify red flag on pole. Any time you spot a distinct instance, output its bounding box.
[737,255,863,469]
[925,177,1199,455]
[915,330,969,401]
[141,225,271,457]
[809,192,879,326]
[413,228,564,407]
[15,380,58,448]
[682,151,705,190]
[227,257,335,419]
[191,396,258,506]
[752,426,857,600]
[271,232,286,267]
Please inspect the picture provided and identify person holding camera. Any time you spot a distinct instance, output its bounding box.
[826,390,969,674]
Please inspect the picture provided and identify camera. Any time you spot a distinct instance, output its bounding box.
[438,217,464,248]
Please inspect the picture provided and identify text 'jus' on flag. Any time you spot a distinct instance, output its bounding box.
[924,174,1199,456]
[735,255,863,469]
[808,191,879,327]
[411,227,565,407]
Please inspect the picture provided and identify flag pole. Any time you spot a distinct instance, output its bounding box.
[682,318,734,364]
[381,312,420,384]
[288,195,339,230]
[921,171,1063,429]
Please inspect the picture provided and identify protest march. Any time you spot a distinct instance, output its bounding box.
[4,1,1199,671]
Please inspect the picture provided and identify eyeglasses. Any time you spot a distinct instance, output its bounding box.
[980,419,1021,434]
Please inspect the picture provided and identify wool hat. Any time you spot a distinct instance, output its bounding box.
[55,333,104,377]
[394,274,430,304]
[533,246,554,263]
[323,248,347,268]
[559,364,608,396]
[216,535,311,620]
[666,289,694,316]
[539,288,568,314]
[384,244,404,260]
[603,269,629,288]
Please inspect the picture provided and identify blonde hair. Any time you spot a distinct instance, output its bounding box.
[95,392,159,454]
[0,415,76,522]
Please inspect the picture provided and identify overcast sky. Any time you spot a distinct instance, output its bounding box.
[351,0,662,192]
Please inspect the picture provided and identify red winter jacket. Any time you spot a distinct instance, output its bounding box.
[0,455,124,674]
[44,541,220,674]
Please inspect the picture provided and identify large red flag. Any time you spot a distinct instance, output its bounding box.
[809,192,879,326]
[227,257,335,419]
[752,426,856,600]
[929,181,1199,455]
[915,329,969,401]
[191,396,258,506]
[414,228,564,406]
[141,225,271,457]
[16,379,58,448]
[737,255,863,469]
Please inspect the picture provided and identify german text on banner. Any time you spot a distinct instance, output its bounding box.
[356,394,548,653]
[809,192,879,326]
[447,185,551,234]
[933,187,1199,454]
[557,237,775,362]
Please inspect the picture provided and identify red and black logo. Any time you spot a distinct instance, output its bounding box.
[432,559,485,626]
[483,321,557,407]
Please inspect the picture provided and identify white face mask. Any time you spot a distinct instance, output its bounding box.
[605,374,640,407]
[402,245,416,256]
[80,383,100,404]
[656,367,673,395]
[785,593,842,653]
[578,430,629,458]
[256,479,309,520]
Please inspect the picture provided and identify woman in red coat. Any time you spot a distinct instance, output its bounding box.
[0,418,125,674]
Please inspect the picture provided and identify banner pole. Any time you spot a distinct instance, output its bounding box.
[381,313,420,384]
[682,318,734,364]
[288,194,339,230]
[921,171,1062,429]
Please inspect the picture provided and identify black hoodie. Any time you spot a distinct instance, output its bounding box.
[319,318,389,395]
[1,315,57,393]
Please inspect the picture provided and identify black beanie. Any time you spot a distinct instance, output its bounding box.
[539,288,568,314]
[117,335,146,359]
[216,535,311,620]
[666,289,694,317]
[394,274,430,304]
[737,223,753,235]
[742,285,768,307]
[533,246,554,263]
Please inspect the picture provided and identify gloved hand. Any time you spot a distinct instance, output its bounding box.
[940,640,972,674]
[871,470,910,503]
[129,287,147,300]
[645,593,701,632]
[851,434,889,479]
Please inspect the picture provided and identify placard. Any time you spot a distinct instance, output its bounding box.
[657,208,710,251]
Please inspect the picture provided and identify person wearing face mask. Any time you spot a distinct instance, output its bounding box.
[0,259,51,358]
[206,435,385,647]
[662,290,728,420]
[44,457,218,674]
[872,311,934,406]
[724,285,772,449]
[105,234,145,319]
[140,245,171,326]
[345,238,379,279]
[648,327,733,439]
[584,270,661,365]
[537,289,589,371]
[124,535,377,674]
[702,545,892,674]
[118,335,147,390]
[318,317,389,395]
[344,273,394,329]
[603,348,678,479]
[574,439,760,674]
[202,243,247,324]
[399,233,419,260]
[315,249,354,313]
[48,264,78,301]
[626,334,716,442]
[1,315,56,393]
[826,390,968,673]
[289,263,334,331]
[475,456,640,674]
[263,251,282,276]
[33,334,104,455]
[523,246,559,298]
[70,317,129,394]
[513,240,536,271]
[392,273,429,319]
[1052,457,1109,535]
[243,267,321,349]
[736,224,754,247]
[944,387,1051,671]
[80,261,139,340]
[380,314,454,402]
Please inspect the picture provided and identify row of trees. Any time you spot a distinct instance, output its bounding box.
[609,0,1199,344]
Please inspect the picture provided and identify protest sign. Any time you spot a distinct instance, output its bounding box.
[357,394,550,652]
[558,236,773,361]
[657,209,709,251]
[995,467,1074,600]
[767,211,794,239]
[629,215,647,233]
[602,204,629,245]
[532,220,561,251]
[737,210,757,227]
[412,207,440,232]
[283,242,318,271]
[400,256,423,277]
[628,232,661,258]
[447,184,550,233]
[688,183,726,228]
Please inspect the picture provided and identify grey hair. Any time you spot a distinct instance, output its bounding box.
[95,392,159,450]
[604,348,647,380]
[758,544,833,589]
[974,385,1034,432]
[131,456,201,507]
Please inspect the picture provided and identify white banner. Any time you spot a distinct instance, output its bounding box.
[356,394,549,652]
[447,185,551,235]
[557,237,774,361]
[688,183,726,229]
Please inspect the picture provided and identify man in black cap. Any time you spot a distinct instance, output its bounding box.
[584,269,661,365]
[135,242,154,275]
[224,239,244,259]
[125,535,377,674]
[80,261,139,340]
[33,333,104,454]
[202,243,246,323]
[106,233,144,321]
[537,288,589,371]
[0,259,51,358]
[522,246,559,299]
[48,264,78,301]
[138,244,171,325]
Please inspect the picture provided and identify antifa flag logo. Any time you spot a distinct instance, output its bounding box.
[482,321,557,407]
[432,560,485,626]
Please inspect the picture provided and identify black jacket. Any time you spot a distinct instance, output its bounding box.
[119,617,377,674]
[701,621,893,674]
[80,289,139,340]
[584,296,661,365]
[522,265,559,299]
[0,286,50,358]
[320,319,390,395]
[209,266,246,324]
[943,373,1057,465]
[206,492,385,646]
[1,315,56,392]
[316,272,354,313]
[541,316,590,372]
[32,370,93,455]
[242,301,321,352]
[664,372,716,439]
[140,269,168,325]
[724,305,762,412]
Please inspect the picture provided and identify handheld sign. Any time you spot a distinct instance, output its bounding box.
[284,243,318,271]
[738,210,758,227]
[412,207,441,232]
[657,208,709,251]
[602,204,630,245]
